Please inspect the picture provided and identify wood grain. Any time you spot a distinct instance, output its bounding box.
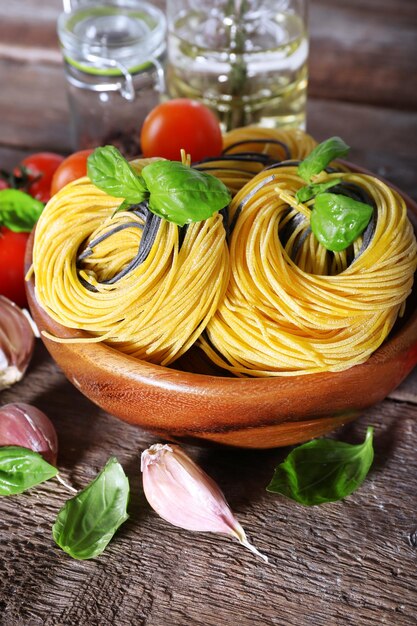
[0,345,416,625]
[308,0,417,109]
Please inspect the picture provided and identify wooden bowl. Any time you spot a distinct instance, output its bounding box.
[26,174,417,449]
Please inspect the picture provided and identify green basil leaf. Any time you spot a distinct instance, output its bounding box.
[0,189,44,232]
[267,427,374,505]
[142,160,231,226]
[87,146,147,201]
[298,137,350,182]
[52,457,129,560]
[311,192,373,252]
[0,446,58,495]
[295,178,342,203]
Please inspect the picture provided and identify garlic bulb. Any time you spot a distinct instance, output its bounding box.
[141,443,268,562]
[0,296,34,390]
[0,402,58,465]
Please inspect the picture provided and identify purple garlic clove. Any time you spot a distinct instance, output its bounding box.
[141,443,268,562]
[0,295,35,390]
[0,402,58,465]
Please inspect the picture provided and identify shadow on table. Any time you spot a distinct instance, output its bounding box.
[335,407,400,473]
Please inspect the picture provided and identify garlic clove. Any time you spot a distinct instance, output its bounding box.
[141,443,268,562]
[0,296,34,390]
[0,402,58,465]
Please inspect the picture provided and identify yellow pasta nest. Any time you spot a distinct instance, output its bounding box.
[199,165,417,376]
[33,174,229,366]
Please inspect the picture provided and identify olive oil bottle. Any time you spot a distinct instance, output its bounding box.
[166,4,308,131]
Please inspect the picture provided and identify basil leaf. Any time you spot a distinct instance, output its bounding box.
[298,137,350,182]
[87,146,147,201]
[0,446,58,495]
[310,192,373,252]
[52,457,129,560]
[267,427,374,505]
[142,160,231,226]
[0,189,44,232]
[295,178,342,203]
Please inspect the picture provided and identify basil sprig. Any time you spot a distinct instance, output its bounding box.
[310,193,373,252]
[295,178,342,203]
[267,427,374,505]
[297,137,350,182]
[142,160,231,226]
[0,189,44,232]
[87,146,231,227]
[52,457,129,560]
[295,137,374,252]
[0,446,58,496]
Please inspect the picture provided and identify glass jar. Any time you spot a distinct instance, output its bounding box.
[58,0,166,156]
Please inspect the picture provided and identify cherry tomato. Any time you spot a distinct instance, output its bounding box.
[140,99,223,162]
[0,179,8,190]
[0,227,29,308]
[50,149,94,196]
[20,152,64,203]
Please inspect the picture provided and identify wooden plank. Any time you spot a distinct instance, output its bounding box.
[0,342,416,625]
[0,146,31,169]
[308,99,417,158]
[0,60,70,152]
[308,1,417,109]
[389,367,417,403]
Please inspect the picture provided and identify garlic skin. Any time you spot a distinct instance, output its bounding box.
[141,443,268,562]
[0,403,58,465]
[0,296,34,390]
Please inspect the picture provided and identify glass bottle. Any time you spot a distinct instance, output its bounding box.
[165,0,308,132]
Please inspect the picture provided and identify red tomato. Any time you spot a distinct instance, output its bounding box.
[140,99,223,162]
[0,227,29,308]
[20,152,64,203]
[0,180,8,190]
[50,149,94,196]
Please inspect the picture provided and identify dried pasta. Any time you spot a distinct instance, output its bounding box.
[32,169,229,366]
[31,134,417,378]
[195,126,317,196]
[199,164,417,376]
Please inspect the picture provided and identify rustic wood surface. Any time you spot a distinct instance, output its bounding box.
[1,1,417,625]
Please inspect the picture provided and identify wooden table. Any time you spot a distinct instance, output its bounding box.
[1,1,417,624]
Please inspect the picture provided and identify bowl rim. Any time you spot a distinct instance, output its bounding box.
[26,161,417,393]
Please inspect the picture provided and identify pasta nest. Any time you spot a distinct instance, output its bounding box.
[33,173,229,366]
[200,165,417,376]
